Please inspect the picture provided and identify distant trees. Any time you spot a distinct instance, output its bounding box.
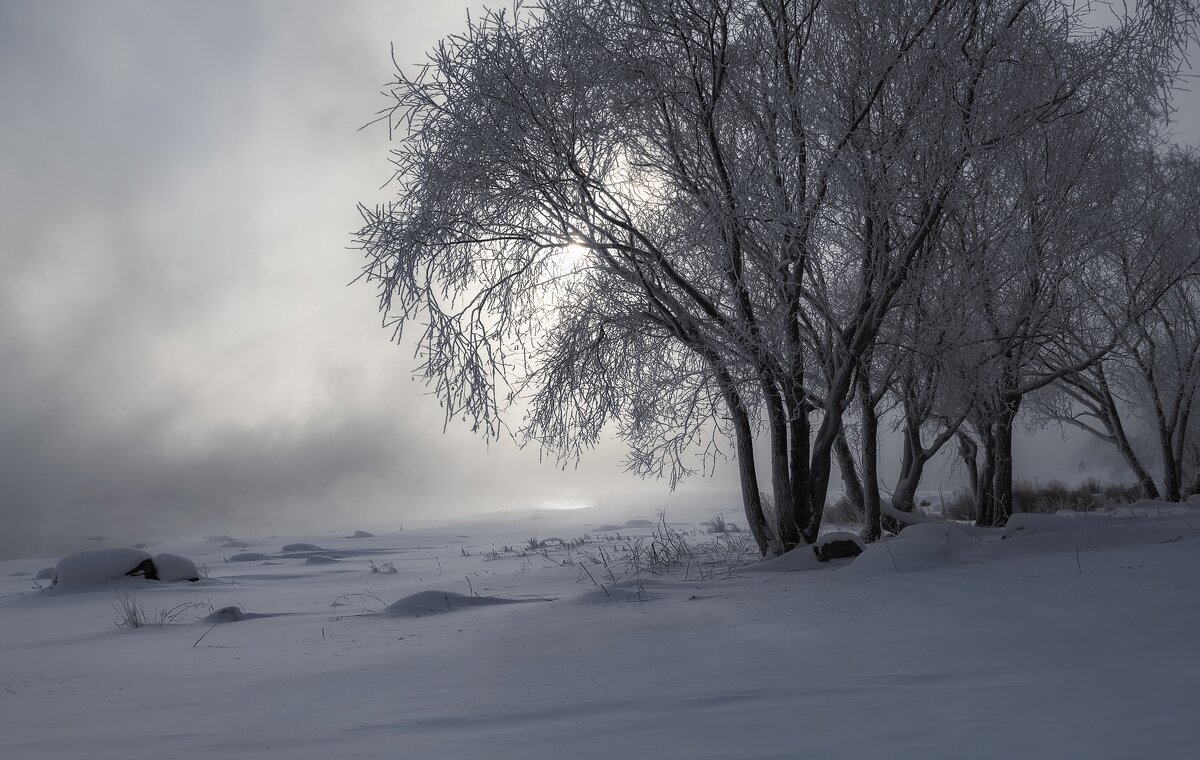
[355,0,1198,554]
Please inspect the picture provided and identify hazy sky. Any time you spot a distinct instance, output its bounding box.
[1,1,1197,558]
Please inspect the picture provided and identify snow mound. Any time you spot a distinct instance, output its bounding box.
[378,590,535,618]
[34,567,54,580]
[741,545,822,572]
[228,552,268,562]
[281,543,323,552]
[51,547,155,589]
[303,555,341,565]
[348,530,374,538]
[201,606,276,624]
[848,523,979,574]
[1003,512,1105,537]
[153,553,200,582]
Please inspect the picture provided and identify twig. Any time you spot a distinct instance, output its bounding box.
[577,559,609,596]
[884,540,899,572]
[192,622,220,648]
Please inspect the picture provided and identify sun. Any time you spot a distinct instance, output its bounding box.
[556,241,589,272]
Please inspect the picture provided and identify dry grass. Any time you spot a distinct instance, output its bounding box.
[824,495,866,525]
[936,479,1144,521]
[112,592,211,630]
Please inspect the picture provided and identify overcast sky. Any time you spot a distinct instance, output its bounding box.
[1,1,1197,559]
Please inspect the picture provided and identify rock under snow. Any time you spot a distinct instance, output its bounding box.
[51,547,156,588]
[153,553,200,582]
[741,545,823,572]
[814,531,866,562]
[848,523,979,574]
[379,590,532,618]
[228,552,269,562]
[303,555,341,565]
[281,543,323,552]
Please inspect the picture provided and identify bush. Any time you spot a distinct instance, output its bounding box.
[1012,478,1142,514]
[701,513,742,534]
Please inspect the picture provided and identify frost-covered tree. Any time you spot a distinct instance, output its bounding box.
[354,0,1198,551]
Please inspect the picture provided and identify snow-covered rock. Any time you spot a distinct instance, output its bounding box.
[379,590,531,617]
[303,555,340,565]
[281,543,323,552]
[153,553,200,582]
[51,547,155,588]
[848,523,979,574]
[814,531,866,562]
[741,544,822,572]
[48,548,203,589]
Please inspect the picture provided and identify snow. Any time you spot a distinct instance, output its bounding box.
[2,503,1198,758]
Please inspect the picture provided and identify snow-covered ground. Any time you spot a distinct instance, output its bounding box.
[2,502,1198,759]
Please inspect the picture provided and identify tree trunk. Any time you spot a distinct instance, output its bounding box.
[834,429,866,518]
[957,431,979,502]
[1095,376,1160,499]
[974,420,997,527]
[892,416,924,514]
[991,396,1021,526]
[1160,424,1182,501]
[764,382,802,550]
[858,371,882,543]
[717,373,772,555]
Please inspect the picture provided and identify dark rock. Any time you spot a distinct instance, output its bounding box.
[815,539,864,562]
[125,558,160,580]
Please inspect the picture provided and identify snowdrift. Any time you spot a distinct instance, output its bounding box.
[378,590,536,618]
